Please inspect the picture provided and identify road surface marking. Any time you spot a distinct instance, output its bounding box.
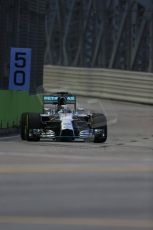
[0,135,18,140]
[0,216,152,228]
[0,165,153,174]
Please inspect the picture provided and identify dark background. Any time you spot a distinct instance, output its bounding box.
[0,0,153,92]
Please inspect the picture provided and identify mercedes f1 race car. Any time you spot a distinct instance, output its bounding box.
[20,92,107,143]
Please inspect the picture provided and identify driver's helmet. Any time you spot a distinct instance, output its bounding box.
[44,107,51,114]
[59,105,71,113]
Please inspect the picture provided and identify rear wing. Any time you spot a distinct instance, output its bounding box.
[43,95,76,109]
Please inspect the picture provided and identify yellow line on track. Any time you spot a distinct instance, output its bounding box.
[0,166,153,174]
[0,216,153,228]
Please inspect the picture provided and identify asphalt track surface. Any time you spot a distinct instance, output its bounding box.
[0,98,153,230]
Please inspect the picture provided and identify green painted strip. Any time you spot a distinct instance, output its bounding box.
[0,90,43,128]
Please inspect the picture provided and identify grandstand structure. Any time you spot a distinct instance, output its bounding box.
[45,0,153,72]
[0,0,152,93]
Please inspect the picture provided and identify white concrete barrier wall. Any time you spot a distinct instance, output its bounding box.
[43,65,153,105]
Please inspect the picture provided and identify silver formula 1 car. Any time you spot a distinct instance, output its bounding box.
[20,92,107,143]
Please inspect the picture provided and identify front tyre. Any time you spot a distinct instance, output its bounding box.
[94,126,107,143]
[91,113,107,143]
[20,113,27,140]
[27,113,41,141]
[20,113,41,141]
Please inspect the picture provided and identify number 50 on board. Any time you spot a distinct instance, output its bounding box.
[9,48,31,91]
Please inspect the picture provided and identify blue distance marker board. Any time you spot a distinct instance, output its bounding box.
[9,48,31,91]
